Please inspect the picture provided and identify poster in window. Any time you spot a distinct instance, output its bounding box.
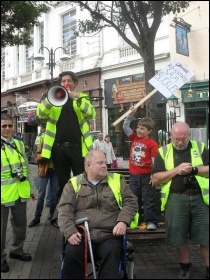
[176,25,189,56]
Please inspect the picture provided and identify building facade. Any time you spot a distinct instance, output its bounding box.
[1,1,209,158]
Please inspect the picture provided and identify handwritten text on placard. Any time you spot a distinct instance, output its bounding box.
[149,60,194,98]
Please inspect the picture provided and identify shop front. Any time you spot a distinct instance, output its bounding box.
[104,74,168,159]
[181,81,209,147]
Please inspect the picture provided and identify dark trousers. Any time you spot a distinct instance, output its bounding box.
[51,145,85,199]
[1,199,27,259]
[62,237,123,279]
[129,173,158,224]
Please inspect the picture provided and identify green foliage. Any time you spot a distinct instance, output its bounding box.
[1,1,50,48]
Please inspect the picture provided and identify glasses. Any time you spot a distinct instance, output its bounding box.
[1,124,13,128]
[172,137,188,143]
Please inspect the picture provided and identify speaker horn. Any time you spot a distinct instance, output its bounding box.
[47,85,69,106]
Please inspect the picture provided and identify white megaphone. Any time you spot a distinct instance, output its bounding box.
[47,85,69,106]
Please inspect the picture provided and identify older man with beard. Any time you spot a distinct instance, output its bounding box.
[152,122,209,279]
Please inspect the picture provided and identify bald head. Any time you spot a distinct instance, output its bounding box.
[171,122,190,135]
[171,122,190,150]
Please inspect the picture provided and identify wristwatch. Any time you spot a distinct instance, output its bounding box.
[191,167,198,175]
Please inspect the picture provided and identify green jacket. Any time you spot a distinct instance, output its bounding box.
[1,139,31,206]
[36,93,96,159]
[159,140,209,211]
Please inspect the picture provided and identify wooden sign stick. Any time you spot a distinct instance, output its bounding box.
[112,88,157,127]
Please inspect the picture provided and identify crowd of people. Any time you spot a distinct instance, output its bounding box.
[1,71,209,279]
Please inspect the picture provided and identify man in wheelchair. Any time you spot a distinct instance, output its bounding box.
[58,150,138,279]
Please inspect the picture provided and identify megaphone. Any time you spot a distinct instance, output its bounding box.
[47,85,69,106]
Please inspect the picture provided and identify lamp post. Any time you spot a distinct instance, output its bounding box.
[167,94,180,117]
[34,46,71,85]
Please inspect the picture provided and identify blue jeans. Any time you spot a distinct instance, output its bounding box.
[129,173,158,224]
[45,181,51,205]
[34,168,58,221]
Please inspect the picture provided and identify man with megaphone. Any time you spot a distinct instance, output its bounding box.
[36,71,96,227]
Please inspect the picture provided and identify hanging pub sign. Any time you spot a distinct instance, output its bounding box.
[176,25,189,56]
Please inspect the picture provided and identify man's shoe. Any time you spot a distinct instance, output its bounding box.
[147,223,157,230]
[45,203,50,207]
[50,219,59,228]
[28,219,40,227]
[178,262,192,279]
[9,252,32,261]
[48,213,52,220]
[1,260,9,273]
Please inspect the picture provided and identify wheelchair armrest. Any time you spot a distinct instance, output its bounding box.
[75,217,89,225]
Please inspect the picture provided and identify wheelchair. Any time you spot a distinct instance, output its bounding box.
[60,217,135,279]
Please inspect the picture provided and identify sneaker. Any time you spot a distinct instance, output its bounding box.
[147,223,157,230]
[178,262,192,279]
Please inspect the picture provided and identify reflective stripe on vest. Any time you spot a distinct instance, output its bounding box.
[1,139,31,205]
[37,93,96,159]
[70,173,139,229]
[159,140,209,211]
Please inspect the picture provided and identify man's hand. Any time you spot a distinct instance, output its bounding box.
[69,90,78,100]
[113,221,127,236]
[177,162,192,176]
[68,232,82,245]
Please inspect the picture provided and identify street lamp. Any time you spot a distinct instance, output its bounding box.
[167,94,180,117]
[34,46,71,85]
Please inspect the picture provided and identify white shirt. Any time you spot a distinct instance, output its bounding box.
[104,141,116,164]
[93,139,107,154]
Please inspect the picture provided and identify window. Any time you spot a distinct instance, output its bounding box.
[25,30,34,72]
[62,10,77,58]
[39,22,44,67]
[1,48,5,81]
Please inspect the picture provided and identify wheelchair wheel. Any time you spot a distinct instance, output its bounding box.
[127,260,135,279]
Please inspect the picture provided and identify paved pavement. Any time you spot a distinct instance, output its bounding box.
[1,163,207,279]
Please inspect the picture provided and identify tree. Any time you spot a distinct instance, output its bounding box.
[1,1,50,48]
[57,1,189,119]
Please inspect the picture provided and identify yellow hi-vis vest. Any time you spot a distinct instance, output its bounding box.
[70,173,139,229]
[36,93,96,159]
[1,139,31,206]
[159,140,209,211]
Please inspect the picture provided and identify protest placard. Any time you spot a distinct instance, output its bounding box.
[112,59,194,126]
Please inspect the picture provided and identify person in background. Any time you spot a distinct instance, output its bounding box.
[123,106,159,230]
[57,150,138,279]
[36,71,96,228]
[93,132,106,155]
[1,113,35,273]
[152,122,209,279]
[13,131,23,141]
[34,124,51,208]
[104,134,116,168]
[28,125,59,227]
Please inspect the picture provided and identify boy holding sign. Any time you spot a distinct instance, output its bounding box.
[123,107,159,230]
